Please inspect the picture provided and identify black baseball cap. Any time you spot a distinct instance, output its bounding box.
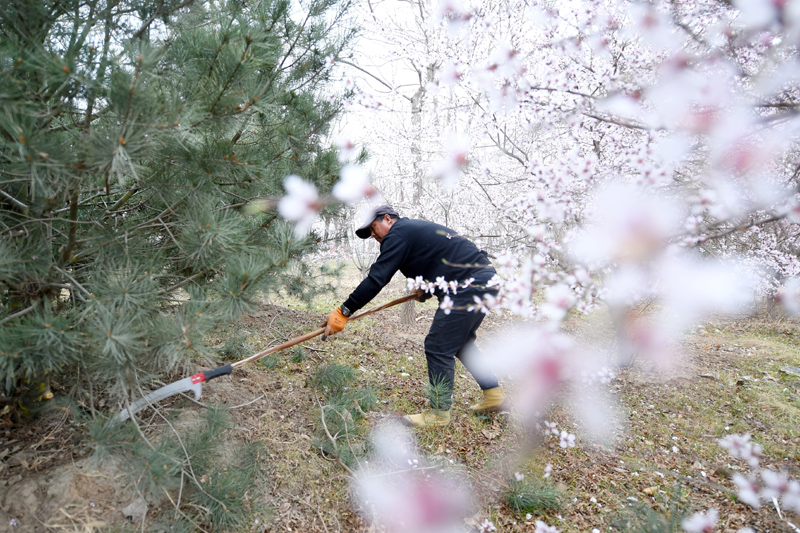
[355,205,400,239]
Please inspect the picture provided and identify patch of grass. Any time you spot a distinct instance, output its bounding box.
[89,406,269,530]
[257,354,279,370]
[503,474,564,514]
[290,346,307,363]
[219,332,250,360]
[310,363,378,467]
[608,484,689,533]
[309,362,357,394]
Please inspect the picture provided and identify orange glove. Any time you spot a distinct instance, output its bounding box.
[323,307,348,339]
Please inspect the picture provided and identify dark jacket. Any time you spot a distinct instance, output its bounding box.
[342,218,494,313]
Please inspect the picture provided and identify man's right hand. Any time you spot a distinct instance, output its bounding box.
[323,307,348,339]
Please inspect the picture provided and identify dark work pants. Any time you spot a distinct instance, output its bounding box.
[423,276,499,410]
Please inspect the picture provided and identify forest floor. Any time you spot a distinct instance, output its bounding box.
[2,272,800,532]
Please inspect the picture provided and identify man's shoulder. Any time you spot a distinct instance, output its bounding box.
[395,217,450,233]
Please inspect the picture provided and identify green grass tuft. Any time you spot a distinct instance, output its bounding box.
[309,363,358,395]
[503,475,564,514]
[219,333,250,360]
[609,485,689,533]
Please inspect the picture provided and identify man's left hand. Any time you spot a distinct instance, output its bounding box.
[323,307,348,340]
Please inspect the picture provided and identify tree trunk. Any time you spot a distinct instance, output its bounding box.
[400,298,415,325]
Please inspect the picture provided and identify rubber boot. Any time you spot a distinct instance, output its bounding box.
[402,409,451,427]
[469,387,507,413]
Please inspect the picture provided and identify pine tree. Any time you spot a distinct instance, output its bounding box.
[0,0,355,408]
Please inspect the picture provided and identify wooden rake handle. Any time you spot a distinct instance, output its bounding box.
[230,292,420,370]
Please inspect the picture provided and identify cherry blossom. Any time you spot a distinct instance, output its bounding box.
[432,0,473,36]
[432,134,471,188]
[719,433,762,469]
[732,0,778,30]
[332,164,377,205]
[534,521,560,533]
[681,508,718,533]
[354,421,473,532]
[277,175,321,237]
[760,469,791,501]
[559,430,576,449]
[777,277,800,315]
[540,283,576,322]
[569,183,681,267]
[782,480,800,513]
[464,327,574,422]
[732,473,761,509]
[436,60,463,89]
[440,295,454,315]
[334,136,358,162]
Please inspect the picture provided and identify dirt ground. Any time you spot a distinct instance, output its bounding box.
[1,294,799,532]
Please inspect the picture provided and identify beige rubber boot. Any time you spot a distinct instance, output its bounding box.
[402,409,451,427]
[469,387,507,413]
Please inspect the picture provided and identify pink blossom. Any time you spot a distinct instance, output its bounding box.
[480,519,496,532]
[440,295,454,315]
[277,175,320,237]
[437,61,463,89]
[777,278,800,315]
[559,430,576,449]
[433,0,472,35]
[432,135,471,188]
[732,473,761,508]
[467,294,494,314]
[732,0,778,29]
[543,463,552,478]
[782,480,800,513]
[465,327,574,423]
[719,433,762,469]
[658,257,756,328]
[486,41,524,78]
[596,367,615,384]
[569,183,681,266]
[681,508,718,533]
[759,469,791,501]
[534,521,559,533]
[355,422,473,532]
[541,284,576,321]
[332,164,376,205]
[333,136,357,162]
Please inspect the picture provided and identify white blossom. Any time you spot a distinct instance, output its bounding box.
[681,508,718,533]
[277,175,320,237]
[332,164,375,205]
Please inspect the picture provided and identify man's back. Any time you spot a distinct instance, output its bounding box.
[382,218,491,284]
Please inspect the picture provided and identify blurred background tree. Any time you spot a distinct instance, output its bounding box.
[0,0,355,411]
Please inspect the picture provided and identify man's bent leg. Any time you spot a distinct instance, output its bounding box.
[452,291,506,413]
[455,330,500,391]
[423,302,488,410]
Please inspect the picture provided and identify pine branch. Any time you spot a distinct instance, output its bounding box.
[103,187,141,215]
[0,303,37,326]
[0,188,29,212]
[132,0,198,40]
[208,38,252,115]
[59,189,79,265]
[337,58,410,100]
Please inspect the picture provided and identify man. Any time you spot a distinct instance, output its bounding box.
[324,205,506,427]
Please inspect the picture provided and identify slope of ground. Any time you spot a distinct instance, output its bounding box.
[1,284,799,532]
